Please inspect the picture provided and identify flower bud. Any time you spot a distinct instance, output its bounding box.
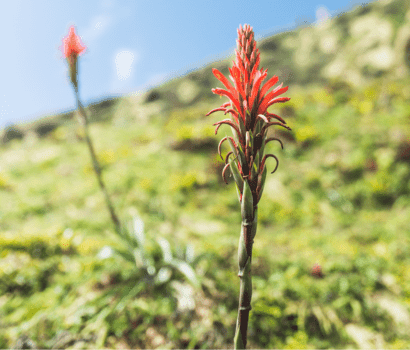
[311,263,324,278]
[61,26,86,89]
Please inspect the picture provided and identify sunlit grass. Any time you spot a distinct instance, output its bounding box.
[1,66,410,348]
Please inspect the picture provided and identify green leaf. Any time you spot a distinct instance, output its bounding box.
[112,247,136,266]
[154,267,173,285]
[251,158,258,180]
[169,260,199,288]
[227,135,246,170]
[241,180,254,222]
[258,165,268,202]
[238,113,246,140]
[157,238,173,263]
[229,156,244,191]
[227,134,237,155]
[132,215,145,248]
[251,208,258,240]
[258,133,267,166]
[235,182,242,201]
[254,151,260,171]
[185,244,195,264]
[254,119,262,136]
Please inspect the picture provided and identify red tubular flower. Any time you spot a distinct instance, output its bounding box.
[207,24,291,203]
[61,26,86,58]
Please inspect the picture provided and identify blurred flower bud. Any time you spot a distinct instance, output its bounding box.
[60,26,86,89]
[311,263,324,278]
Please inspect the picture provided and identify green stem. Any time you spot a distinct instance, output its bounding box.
[73,86,121,234]
[234,208,257,349]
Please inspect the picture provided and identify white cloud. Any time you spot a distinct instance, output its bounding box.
[110,49,139,93]
[115,50,136,81]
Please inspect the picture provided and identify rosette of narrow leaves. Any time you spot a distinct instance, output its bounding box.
[102,215,200,288]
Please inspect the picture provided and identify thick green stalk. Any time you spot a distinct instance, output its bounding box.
[234,180,257,349]
[234,219,254,349]
[74,86,121,234]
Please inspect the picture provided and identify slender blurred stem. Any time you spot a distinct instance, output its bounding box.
[234,215,255,349]
[73,86,121,234]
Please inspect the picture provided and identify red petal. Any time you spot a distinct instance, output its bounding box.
[260,122,292,137]
[258,87,289,114]
[258,76,279,101]
[230,66,246,101]
[249,71,267,110]
[260,154,279,175]
[256,114,269,124]
[212,68,236,96]
[249,60,260,83]
[224,108,240,123]
[206,107,227,116]
[222,163,230,184]
[265,97,291,109]
[212,88,241,114]
[255,51,260,69]
[213,119,242,142]
[218,136,229,160]
[266,112,287,124]
[259,84,286,108]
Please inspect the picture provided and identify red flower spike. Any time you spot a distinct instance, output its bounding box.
[207,24,291,197]
[61,26,86,58]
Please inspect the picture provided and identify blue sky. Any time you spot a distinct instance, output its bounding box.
[0,0,369,128]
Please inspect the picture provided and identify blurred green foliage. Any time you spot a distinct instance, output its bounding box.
[1,71,410,348]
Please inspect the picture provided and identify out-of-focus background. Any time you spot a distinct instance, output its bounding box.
[2,0,410,348]
[2,0,367,128]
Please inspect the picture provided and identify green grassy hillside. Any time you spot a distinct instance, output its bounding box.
[2,0,410,348]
